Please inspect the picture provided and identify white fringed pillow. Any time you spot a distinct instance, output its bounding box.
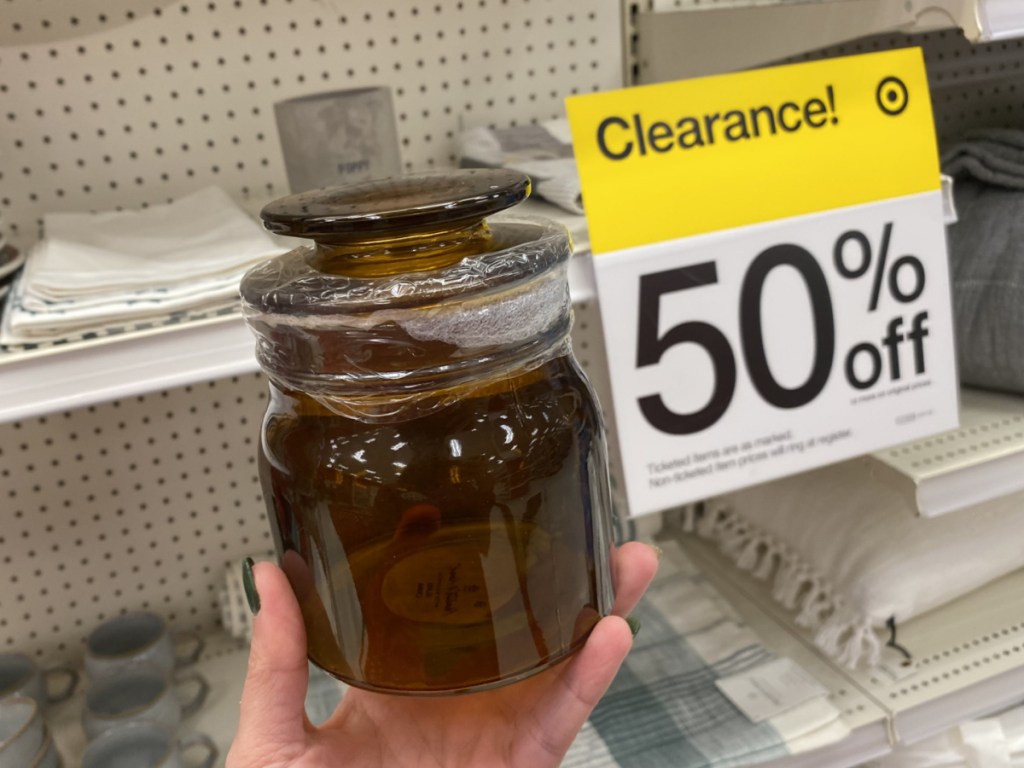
[690,459,1024,668]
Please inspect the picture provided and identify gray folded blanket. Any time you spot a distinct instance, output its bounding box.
[941,128,1024,395]
[942,128,1024,189]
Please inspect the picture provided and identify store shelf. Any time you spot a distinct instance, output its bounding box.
[978,0,1024,40]
[0,314,259,425]
[866,388,1024,518]
[679,531,1024,759]
[634,1,983,82]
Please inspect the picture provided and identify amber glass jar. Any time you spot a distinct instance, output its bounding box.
[240,170,615,695]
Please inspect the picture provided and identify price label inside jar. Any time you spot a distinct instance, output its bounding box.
[566,48,959,516]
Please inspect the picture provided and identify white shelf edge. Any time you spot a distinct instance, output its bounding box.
[0,315,260,424]
[976,0,1024,40]
[891,660,1024,746]
[865,387,1024,518]
[634,0,982,83]
[752,720,893,768]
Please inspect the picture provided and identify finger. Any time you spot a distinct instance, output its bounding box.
[611,541,659,617]
[230,561,310,762]
[519,616,634,764]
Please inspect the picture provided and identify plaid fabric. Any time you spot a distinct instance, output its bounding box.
[563,539,848,767]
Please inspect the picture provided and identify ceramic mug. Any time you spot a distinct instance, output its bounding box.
[84,612,204,679]
[81,721,217,768]
[82,664,209,740]
[0,696,44,768]
[0,653,77,709]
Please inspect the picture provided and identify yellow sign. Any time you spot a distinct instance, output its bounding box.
[566,49,940,254]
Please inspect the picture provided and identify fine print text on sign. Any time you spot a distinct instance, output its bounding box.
[566,49,959,517]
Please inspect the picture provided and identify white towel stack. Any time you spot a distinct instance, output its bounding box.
[0,187,288,348]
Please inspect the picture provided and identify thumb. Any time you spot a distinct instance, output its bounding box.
[519,615,635,764]
[229,559,310,765]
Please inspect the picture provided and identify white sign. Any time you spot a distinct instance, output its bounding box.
[594,191,958,516]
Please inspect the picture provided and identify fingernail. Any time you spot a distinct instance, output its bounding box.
[651,544,664,561]
[626,616,641,638]
[242,557,260,615]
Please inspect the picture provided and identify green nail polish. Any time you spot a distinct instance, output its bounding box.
[626,616,641,638]
[242,557,260,615]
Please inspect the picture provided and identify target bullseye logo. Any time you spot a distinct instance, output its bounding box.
[876,76,909,116]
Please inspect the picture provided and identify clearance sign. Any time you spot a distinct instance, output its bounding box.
[565,49,959,516]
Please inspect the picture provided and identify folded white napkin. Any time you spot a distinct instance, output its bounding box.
[1,187,287,346]
[25,187,284,298]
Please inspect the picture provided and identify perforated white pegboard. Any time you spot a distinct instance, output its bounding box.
[0,0,622,251]
[0,373,273,660]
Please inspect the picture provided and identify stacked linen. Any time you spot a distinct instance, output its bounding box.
[941,128,1024,395]
[693,459,1024,670]
[0,187,288,348]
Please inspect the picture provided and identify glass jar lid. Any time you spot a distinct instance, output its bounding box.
[240,170,574,394]
[260,169,531,241]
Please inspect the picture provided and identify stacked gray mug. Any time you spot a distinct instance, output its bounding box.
[0,653,76,767]
[79,612,218,768]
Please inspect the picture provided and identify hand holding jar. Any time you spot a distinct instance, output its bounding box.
[227,542,658,768]
[230,170,658,765]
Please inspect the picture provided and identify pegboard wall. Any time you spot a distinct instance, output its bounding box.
[0,0,622,252]
[0,373,273,660]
